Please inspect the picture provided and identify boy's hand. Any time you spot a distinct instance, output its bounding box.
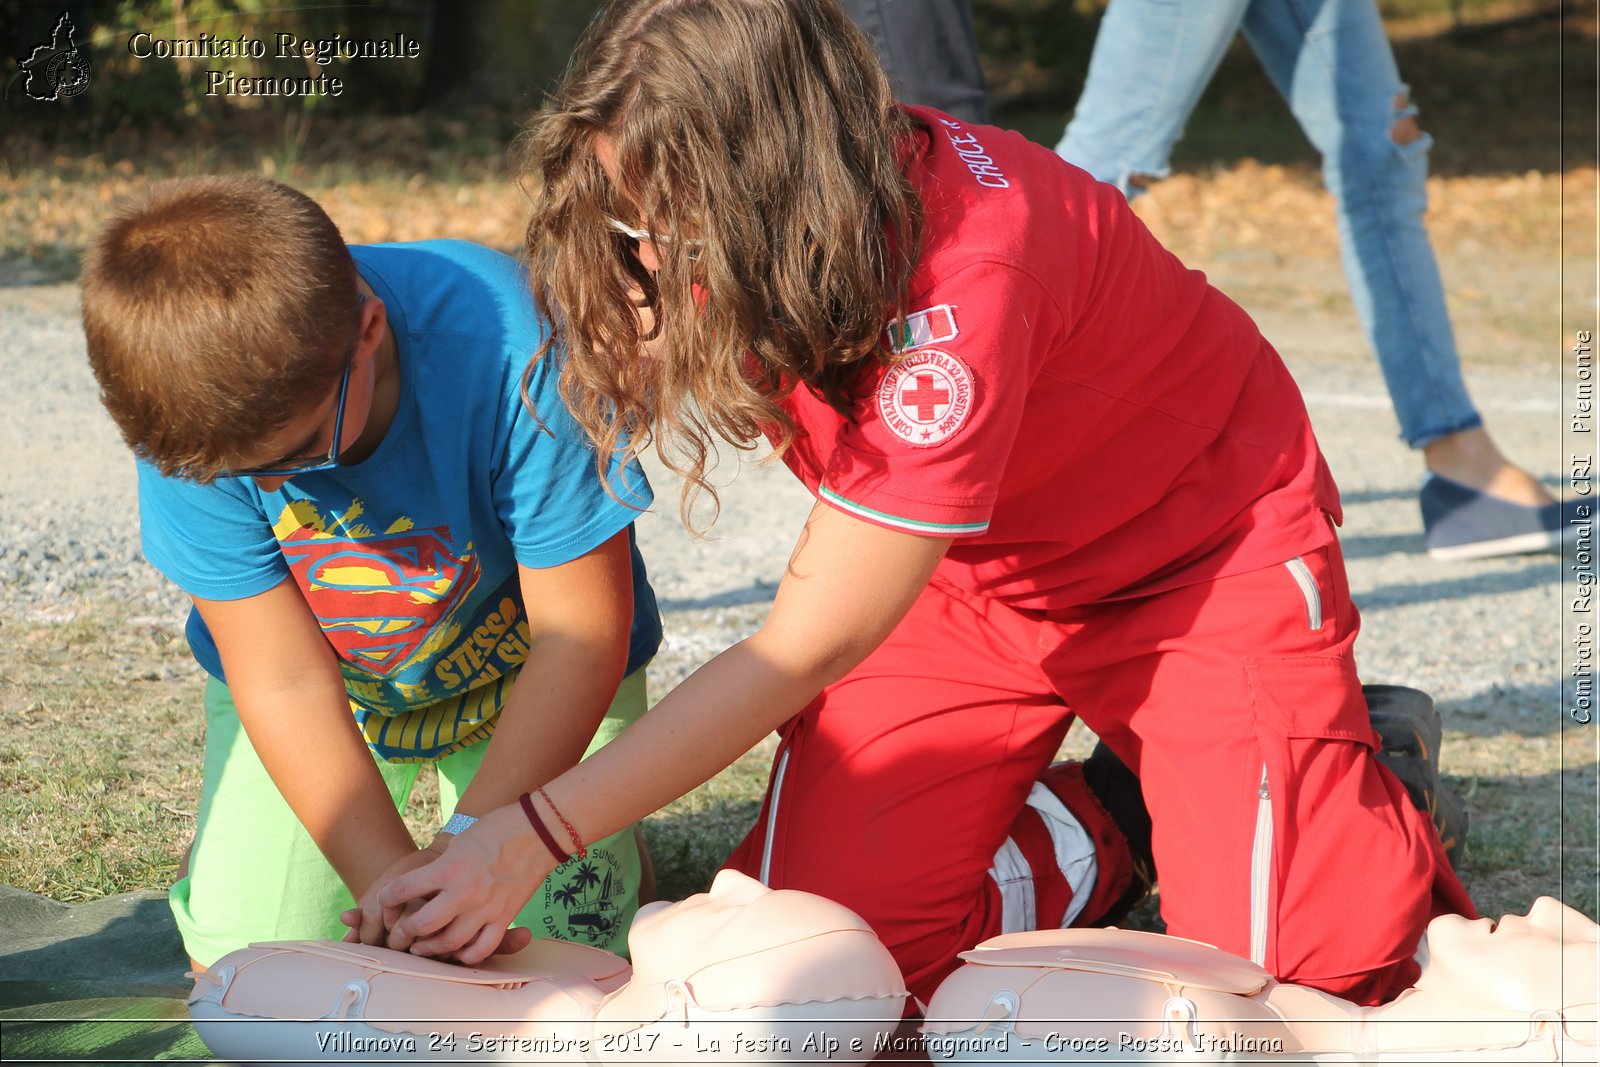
[379,805,549,965]
[340,844,446,947]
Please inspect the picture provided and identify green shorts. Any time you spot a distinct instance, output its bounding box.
[171,668,648,967]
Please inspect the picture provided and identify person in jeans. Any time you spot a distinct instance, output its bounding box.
[1058,0,1565,561]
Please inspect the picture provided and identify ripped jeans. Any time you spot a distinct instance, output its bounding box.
[1058,0,1481,449]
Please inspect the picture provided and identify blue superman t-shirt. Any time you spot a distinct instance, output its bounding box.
[138,241,662,761]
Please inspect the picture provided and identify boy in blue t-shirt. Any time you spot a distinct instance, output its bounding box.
[80,175,662,966]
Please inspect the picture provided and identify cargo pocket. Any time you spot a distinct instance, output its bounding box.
[1242,654,1375,970]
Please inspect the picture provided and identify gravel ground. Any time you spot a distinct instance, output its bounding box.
[0,284,814,668]
[0,282,1578,713]
[3,281,1594,911]
[0,284,1571,677]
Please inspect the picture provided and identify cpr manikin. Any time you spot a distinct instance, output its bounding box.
[921,896,1597,1063]
[188,881,1594,1064]
[187,869,910,1064]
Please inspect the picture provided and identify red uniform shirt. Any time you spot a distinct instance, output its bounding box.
[772,107,1341,609]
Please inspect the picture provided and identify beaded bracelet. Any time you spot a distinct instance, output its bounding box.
[536,785,587,860]
[518,792,568,865]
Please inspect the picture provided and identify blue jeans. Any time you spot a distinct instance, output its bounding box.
[1058,0,1481,449]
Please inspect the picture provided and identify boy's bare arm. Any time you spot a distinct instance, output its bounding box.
[195,579,418,899]
[447,527,635,822]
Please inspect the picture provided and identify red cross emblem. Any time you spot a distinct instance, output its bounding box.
[876,347,974,448]
[901,374,952,421]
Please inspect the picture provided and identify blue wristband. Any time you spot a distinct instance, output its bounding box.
[440,812,478,836]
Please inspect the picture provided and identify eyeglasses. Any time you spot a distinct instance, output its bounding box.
[603,214,703,261]
[223,350,354,479]
[222,295,365,480]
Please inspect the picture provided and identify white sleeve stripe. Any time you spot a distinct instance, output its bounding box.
[818,485,990,536]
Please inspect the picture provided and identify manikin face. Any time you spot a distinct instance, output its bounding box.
[593,868,907,1028]
[1415,897,1598,1012]
[625,866,781,974]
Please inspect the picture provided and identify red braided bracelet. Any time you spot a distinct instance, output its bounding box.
[537,785,587,860]
[518,791,568,865]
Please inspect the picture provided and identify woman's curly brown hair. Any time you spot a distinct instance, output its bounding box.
[517,0,924,529]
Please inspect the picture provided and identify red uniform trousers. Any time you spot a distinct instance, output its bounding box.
[726,535,1474,1007]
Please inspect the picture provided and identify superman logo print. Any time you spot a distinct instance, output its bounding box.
[272,499,481,681]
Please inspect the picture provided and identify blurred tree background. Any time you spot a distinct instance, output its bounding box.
[3,1,1585,160]
[0,0,1591,281]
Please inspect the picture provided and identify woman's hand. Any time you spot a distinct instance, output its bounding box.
[379,804,549,964]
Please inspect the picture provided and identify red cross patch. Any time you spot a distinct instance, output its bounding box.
[876,347,974,448]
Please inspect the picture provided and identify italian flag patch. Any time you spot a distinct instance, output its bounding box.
[886,304,959,353]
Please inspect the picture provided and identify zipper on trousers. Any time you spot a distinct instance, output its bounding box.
[1245,561,1319,967]
[1249,763,1272,966]
[759,748,791,886]
[1284,556,1323,631]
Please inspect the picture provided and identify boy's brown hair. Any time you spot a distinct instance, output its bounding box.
[81,175,361,482]
[518,0,924,529]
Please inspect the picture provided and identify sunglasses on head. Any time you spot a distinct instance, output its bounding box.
[603,214,703,261]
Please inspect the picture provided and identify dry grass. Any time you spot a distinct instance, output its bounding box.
[5,601,1589,923]
[0,609,775,907]
[0,616,201,903]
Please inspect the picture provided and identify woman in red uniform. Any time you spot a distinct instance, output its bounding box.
[371,0,1471,1007]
